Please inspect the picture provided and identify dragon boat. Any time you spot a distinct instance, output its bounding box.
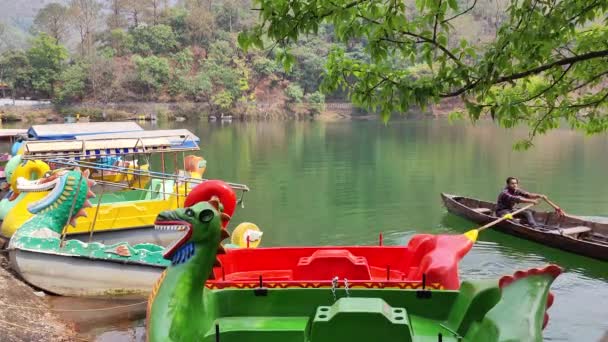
[147,198,563,342]
[7,171,255,298]
[0,130,248,247]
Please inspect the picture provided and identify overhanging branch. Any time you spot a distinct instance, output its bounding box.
[441,49,608,97]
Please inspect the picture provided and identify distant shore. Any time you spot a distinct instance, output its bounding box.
[0,99,457,124]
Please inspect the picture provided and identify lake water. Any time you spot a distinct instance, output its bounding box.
[38,118,608,341]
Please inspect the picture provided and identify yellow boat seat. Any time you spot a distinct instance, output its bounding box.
[145,179,176,201]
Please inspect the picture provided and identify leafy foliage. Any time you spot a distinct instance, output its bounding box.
[285,83,304,103]
[240,0,608,145]
[132,55,170,94]
[0,50,32,95]
[27,33,68,96]
[306,91,326,116]
[130,24,179,55]
[55,62,88,103]
[32,3,69,43]
[3,0,345,116]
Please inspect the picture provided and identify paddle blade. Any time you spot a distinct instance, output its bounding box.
[463,229,478,242]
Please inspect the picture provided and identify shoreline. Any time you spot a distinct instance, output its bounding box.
[0,100,454,124]
[0,255,78,341]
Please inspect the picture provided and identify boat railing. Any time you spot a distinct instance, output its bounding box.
[47,158,251,194]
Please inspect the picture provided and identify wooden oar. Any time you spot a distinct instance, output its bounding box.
[543,197,566,216]
[477,204,536,232]
[463,204,536,242]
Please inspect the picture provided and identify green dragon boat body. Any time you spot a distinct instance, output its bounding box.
[7,170,242,298]
[147,199,563,342]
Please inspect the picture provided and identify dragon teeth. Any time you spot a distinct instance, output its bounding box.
[154,225,187,231]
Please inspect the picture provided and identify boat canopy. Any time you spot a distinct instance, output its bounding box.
[27,122,144,140]
[0,129,27,141]
[21,129,200,160]
[74,129,199,147]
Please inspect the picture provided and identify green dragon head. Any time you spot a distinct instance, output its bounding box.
[19,168,95,229]
[154,196,231,266]
[148,196,232,342]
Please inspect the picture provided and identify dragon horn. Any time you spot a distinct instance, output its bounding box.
[217,244,226,255]
[76,209,87,218]
[83,200,93,208]
[208,196,220,210]
[221,229,230,240]
[83,169,90,178]
[69,217,78,227]
[221,213,231,222]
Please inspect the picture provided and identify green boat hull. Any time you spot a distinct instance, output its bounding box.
[151,268,559,342]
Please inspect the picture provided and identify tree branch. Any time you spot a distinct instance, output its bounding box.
[442,0,477,24]
[432,0,441,42]
[441,49,608,97]
[496,49,608,84]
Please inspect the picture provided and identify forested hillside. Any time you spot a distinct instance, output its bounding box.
[0,0,507,118]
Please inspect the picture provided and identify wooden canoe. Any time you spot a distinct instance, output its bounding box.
[441,193,608,261]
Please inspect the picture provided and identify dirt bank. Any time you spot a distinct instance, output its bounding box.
[0,256,78,341]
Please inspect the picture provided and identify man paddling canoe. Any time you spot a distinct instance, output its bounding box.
[496,177,546,228]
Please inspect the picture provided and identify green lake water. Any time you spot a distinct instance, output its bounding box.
[37,118,608,341]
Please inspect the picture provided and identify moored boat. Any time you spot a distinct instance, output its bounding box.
[0,130,248,246]
[8,175,248,298]
[146,195,563,342]
[441,193,608,261]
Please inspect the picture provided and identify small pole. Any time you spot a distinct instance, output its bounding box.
[174,152,179,208]
[221,266,225,281]
[386,265,390,281]
[215,324,220,342]
[160,152,166,201]
[422,273,426,290]
[259,275,263,288]
[379,232,383,246]
[246,235,250,248]
[88,191,105,243]
[438,333,443,342]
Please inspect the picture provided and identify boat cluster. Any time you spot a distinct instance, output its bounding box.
[0,122,564,342]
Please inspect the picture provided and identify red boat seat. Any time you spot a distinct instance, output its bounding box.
[368,266,406,280]
[293,249,372,281]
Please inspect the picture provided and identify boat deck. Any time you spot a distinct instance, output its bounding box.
[191,288,474,342]
[214,246,433,284]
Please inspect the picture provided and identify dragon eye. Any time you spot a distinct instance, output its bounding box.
[185,208,195,217]
[199,209,214,223]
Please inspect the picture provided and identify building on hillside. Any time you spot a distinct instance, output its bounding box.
[0,82,10,98]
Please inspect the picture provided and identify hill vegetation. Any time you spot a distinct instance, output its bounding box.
[0,0,509,120]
